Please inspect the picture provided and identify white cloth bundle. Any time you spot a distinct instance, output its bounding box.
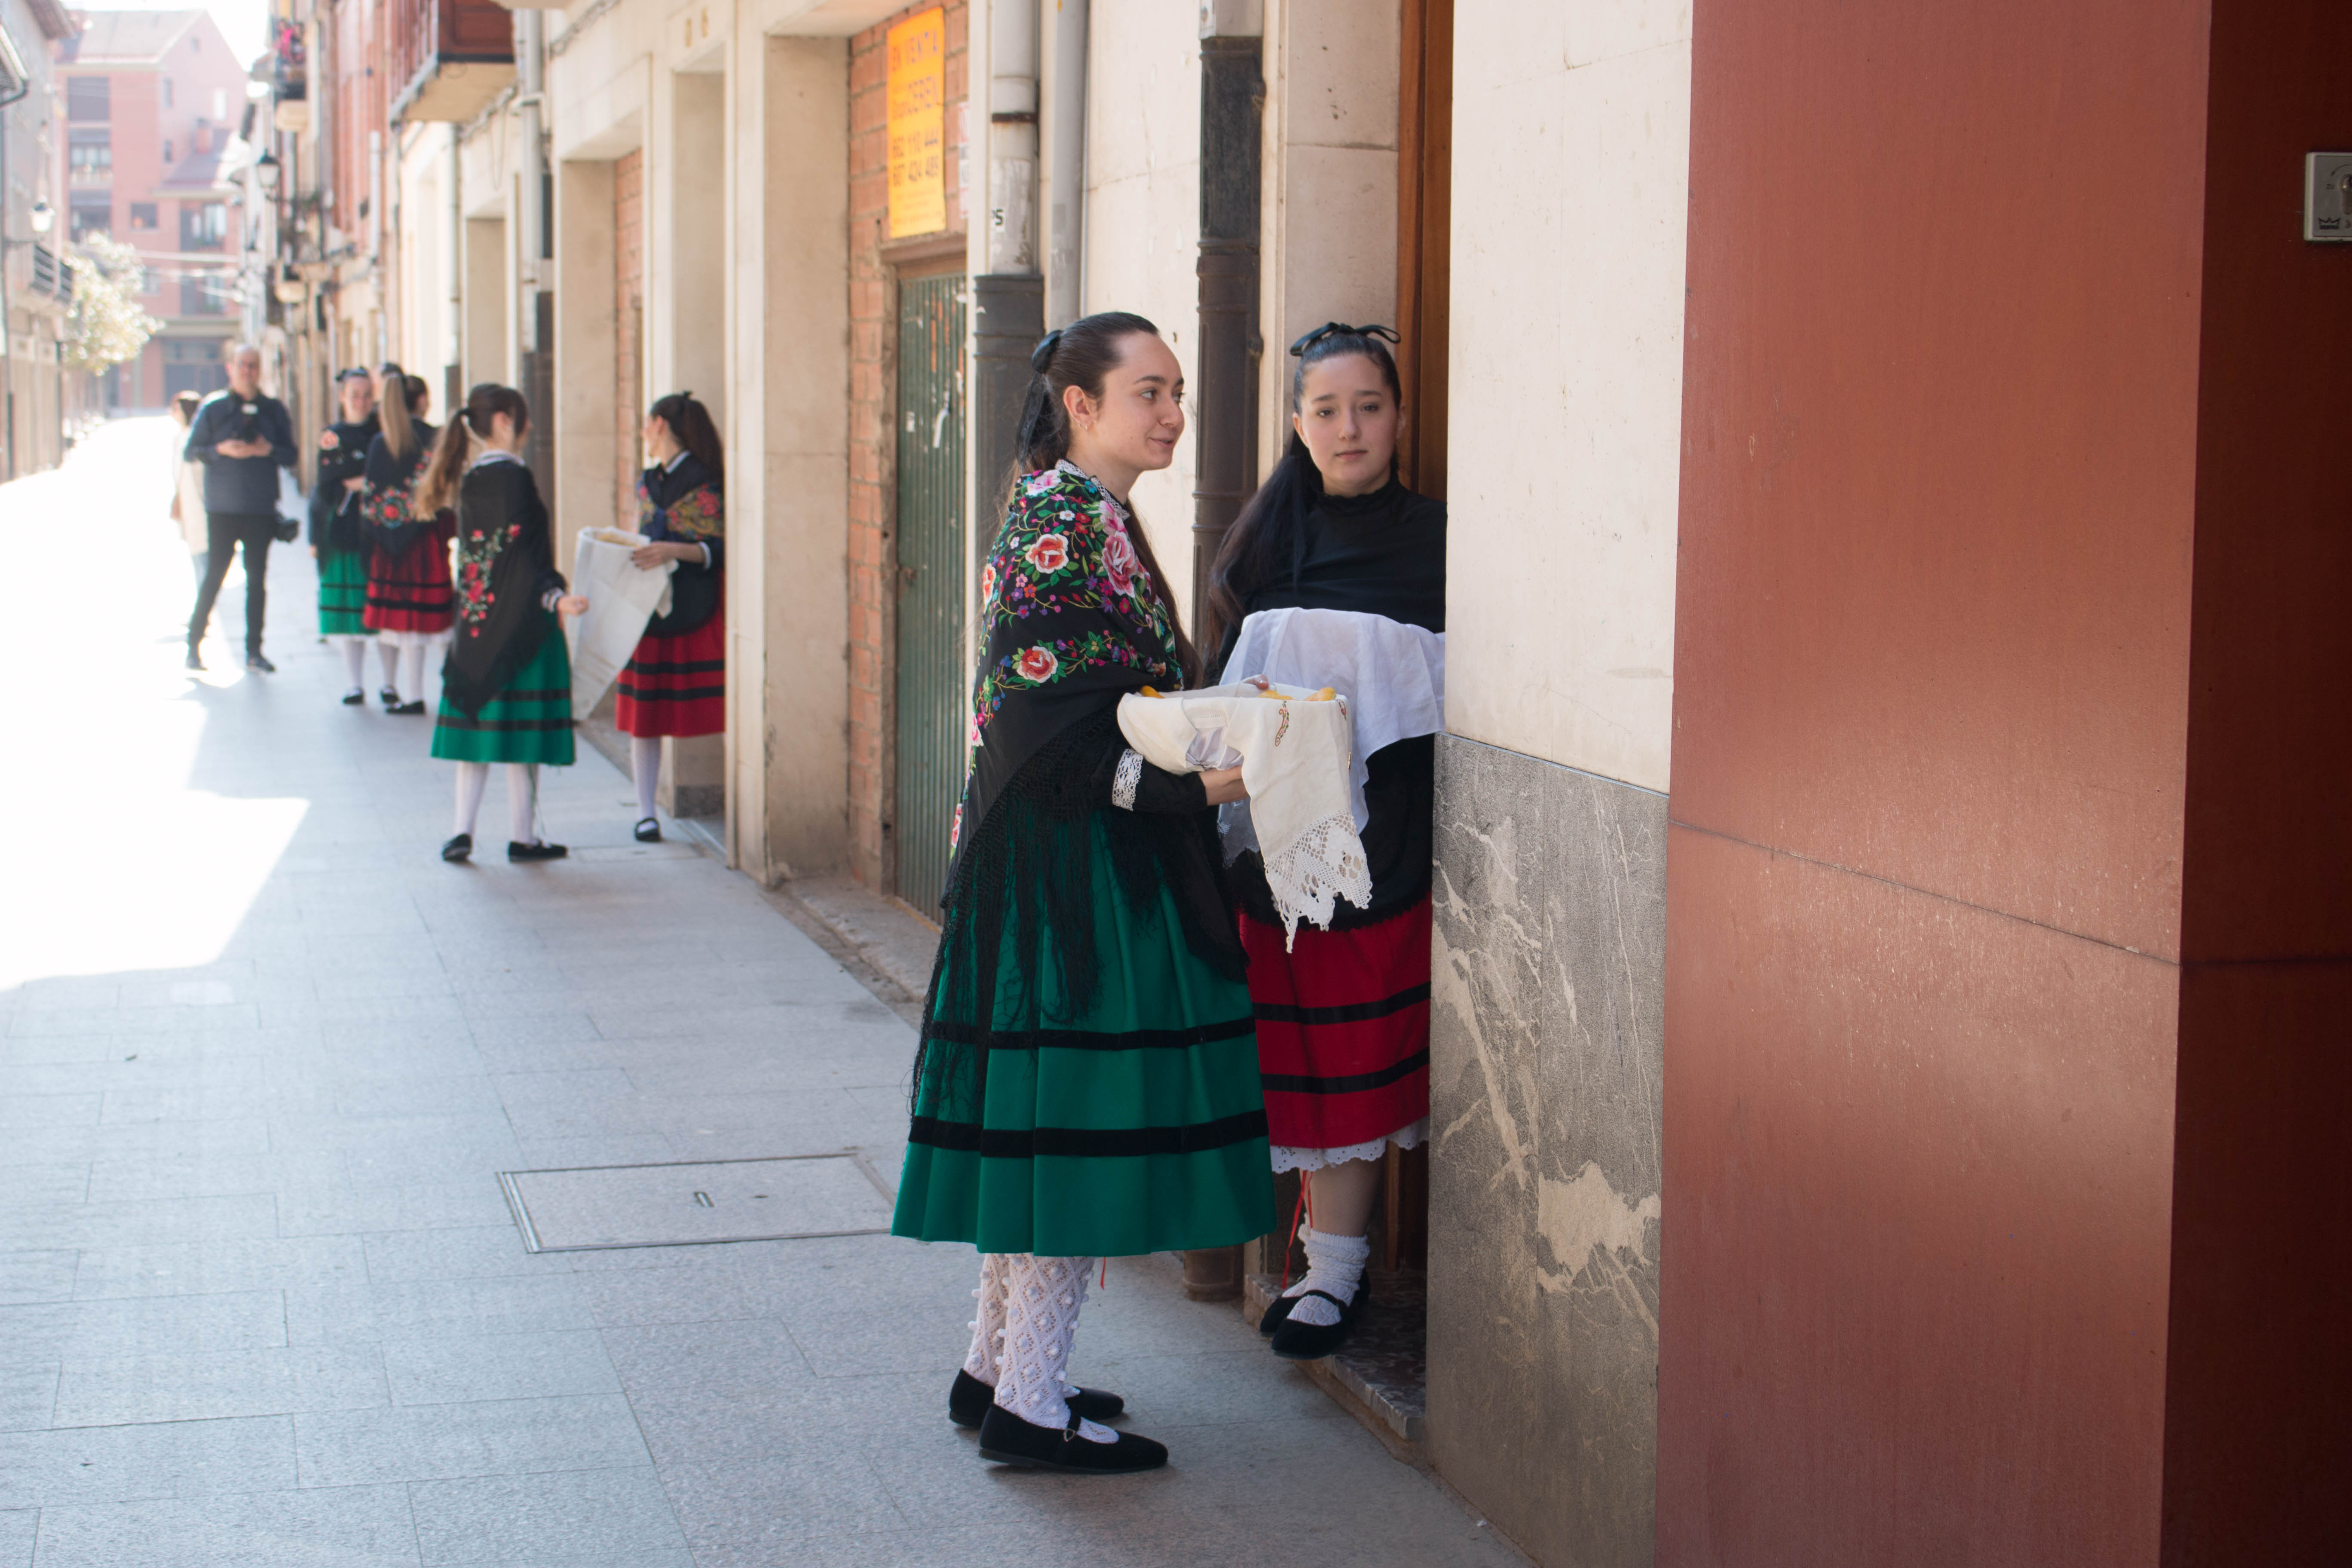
[1214,606,1446,855]
[566,528,675,720]
[1118,683,1371,945]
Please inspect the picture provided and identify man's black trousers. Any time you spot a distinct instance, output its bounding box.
[188,511,278,654]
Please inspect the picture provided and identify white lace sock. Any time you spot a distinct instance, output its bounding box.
[1280,1225,1370,1327]
[995,1254,1115,1442]
[507,764,539,844]
[963,1253,1011,1384]
[375,639,399,686]
[338,637,367,687]
[453,763,490,836]
[398,643,428,705]
[631,736,662,822]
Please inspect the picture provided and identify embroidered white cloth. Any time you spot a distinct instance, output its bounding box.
[1215,606,1446,861]
[1117,682,1370,945]
[566,527,675,720]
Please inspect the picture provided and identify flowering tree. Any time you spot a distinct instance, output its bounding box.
[64,234,163,376]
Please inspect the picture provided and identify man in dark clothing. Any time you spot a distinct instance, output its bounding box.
[185,344,298,671]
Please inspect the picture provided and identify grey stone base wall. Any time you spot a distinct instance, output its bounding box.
[1427,735,1666,1568]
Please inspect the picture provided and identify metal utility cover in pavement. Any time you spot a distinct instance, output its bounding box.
[499,1154,895,1253]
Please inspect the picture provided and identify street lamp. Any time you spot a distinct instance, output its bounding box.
[28,199,50,235]
[254,153,282,195]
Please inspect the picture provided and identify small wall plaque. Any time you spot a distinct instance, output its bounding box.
[2305,152,2352,242]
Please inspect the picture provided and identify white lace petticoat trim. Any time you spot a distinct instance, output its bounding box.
[1270,1115,1429,1173]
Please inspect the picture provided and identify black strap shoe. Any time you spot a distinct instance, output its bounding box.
[245,652,276,674]
[1259,1292,1301,1335]
[341,688,366,705]
[379,686,400,708]
[508,841,570,862]
[440,833,473,863]
[1268,1278,1369,1363]
[949,1369,1124,1430]
[633,817,663,842]
[976,1404,1165,1474]
[390,700,427,715]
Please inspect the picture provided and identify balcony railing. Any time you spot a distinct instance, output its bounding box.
[388,0,516,124]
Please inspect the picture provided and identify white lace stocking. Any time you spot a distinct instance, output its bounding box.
[993,1254,1114,1442]
[963,1253,1011,1384]
[1279,1225,1370,1327]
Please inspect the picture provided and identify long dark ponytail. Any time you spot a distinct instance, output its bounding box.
[1206,324,1403,648]
[649,391,724,489]
[1011,311,1203,687]
[376,361,419,461]
[416,383,528,519]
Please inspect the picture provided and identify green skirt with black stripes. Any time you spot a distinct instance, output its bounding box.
[892,813,1276,1257]
[317,545,373,637]
[428,619,577,766]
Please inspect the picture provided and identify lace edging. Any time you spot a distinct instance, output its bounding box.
[1110,747,1143,811]
[1259,808,1374,949]
[1270,1116,1430,1173]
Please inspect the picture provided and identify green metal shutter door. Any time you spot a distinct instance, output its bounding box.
[893,274,968,913]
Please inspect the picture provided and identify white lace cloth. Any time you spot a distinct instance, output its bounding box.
[566,527,675,720]
[1215,607,1446,854]
[1271,1115,1429,1173]
[1118,682,1370,945]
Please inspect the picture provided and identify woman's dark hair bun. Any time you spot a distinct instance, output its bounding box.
[1029,330,1063,374]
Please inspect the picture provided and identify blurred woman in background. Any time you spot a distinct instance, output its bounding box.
[360,366,451,714]
[615,392,726,842]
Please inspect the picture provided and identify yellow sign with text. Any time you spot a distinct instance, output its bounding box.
[885,9,947,239]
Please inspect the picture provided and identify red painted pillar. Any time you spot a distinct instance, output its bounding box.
[1662,2,2351,1562]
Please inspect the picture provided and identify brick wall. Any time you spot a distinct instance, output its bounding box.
[845,1,967,891]
[614,147,645,526]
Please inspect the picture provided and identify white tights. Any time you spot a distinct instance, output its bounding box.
[393,643,427,704]
[964,1254,1114,1441]
[453,762,540,844]
[333,636,398,692]
[631,736,662,821]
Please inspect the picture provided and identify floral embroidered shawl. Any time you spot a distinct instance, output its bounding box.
[951,462,1184,867]
[442,455,561,718]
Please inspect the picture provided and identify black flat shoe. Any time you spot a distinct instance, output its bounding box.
[245,652,276,673]
[440,833,473,863]
[390,700,427,715]
[508,841,569,862]
[1269,1279,1368,1363]
[184,646,204,671]
[379,686,400,708]
[949,1369,1124,1430]
[976,1404,1165,1474]
[341,688,366,705]
[633,817,662,843]
[1259,1292,1302,1335]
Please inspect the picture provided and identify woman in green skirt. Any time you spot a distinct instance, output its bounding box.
[310,367,383,704]
[893,312,1274,1475]
[416,385,586,864]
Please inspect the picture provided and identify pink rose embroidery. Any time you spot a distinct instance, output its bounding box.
[1015,646,1060,683]
[1101,527,1139,599]
[979,563,997,604]
[1022,472,1058,498]
[1025,533,1070,573]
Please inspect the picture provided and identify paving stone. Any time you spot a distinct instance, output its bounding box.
[0,1093,101,1127]
[0,1251,77,1307]
[360,1227,567,1285]
[408,1468,692,1566]
[286,1277,597,1348]
[51,1344,389,1427]
[277,1182,513,1238]
[82,1153,345,1205]
[0,1361,57,1432]
[0,1292,289,1360]
[295,1394,650,1487]
[77,1235,365,1299]
[28,1485,422,1568]
[381,1330,620,1408]
[0,1415,294,1507]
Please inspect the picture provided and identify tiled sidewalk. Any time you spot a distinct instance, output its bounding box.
[0,421,1522,1567]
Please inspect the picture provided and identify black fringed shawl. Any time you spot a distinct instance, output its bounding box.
[635,453,725,637]
[1213,478,1448,928]
[914,464,1246,1121]
[358,423,442,557]
[307,415,378,551]
[441,457,567,719]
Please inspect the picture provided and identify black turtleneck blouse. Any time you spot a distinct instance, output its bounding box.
[1214,478,1448,928]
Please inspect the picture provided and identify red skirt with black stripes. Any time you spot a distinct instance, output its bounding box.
[615,598,726,738]
[1240,895,1431,1151]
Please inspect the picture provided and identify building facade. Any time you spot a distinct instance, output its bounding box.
[53,7,252,410]
[246,3,2352,1564]
[0,0,77,475]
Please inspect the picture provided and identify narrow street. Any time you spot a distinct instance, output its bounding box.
[0,420,1518,1567]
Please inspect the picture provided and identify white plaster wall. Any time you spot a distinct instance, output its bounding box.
[1082,0,1204,619]
[1443,0,1691,793]
[1256,0,1399,472]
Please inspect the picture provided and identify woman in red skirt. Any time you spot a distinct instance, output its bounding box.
[359,367,451,714]
[1207,323,1445,1360]
[618,392,726,841]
